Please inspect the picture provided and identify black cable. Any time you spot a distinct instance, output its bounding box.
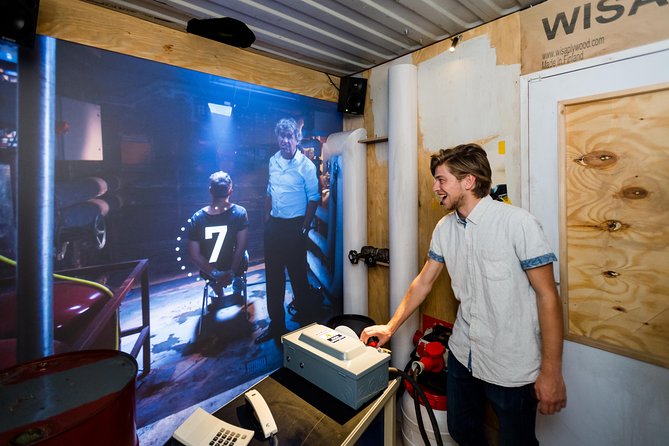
[325,73,339,91]
[413,373,430,446]
[391,366,432,446]
[400,362,430,446]
[389,367,443,446]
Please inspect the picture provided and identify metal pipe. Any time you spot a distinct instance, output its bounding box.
[16,35,57,363]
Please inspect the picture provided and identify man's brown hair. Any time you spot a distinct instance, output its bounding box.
[430,143,492,198]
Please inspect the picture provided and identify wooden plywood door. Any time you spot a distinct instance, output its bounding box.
[560,84,669,367]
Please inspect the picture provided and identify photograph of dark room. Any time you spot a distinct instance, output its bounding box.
[0,36,345,441]
[3,1,668,446]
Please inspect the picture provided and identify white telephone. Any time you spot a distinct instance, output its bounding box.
[244,389,278,439]
[172,407,254,446]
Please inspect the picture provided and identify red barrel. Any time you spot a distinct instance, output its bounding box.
[0,350,139,446]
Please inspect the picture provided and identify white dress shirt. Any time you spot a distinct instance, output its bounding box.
[267,150,320,219]
[428,196,557,386]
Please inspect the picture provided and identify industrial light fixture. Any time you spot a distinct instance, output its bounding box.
[208,102,233,117]
[449,35,460,52]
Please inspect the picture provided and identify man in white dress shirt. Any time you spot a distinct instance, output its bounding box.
[256,118,320,344]
[361,143,566,445]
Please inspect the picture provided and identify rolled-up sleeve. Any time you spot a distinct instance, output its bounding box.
[514,214,557,270]
[303,161,320,202]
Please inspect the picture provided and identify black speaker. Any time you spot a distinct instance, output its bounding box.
[187,17,255,48]
[0,0,40,48]
[337,77,367,115]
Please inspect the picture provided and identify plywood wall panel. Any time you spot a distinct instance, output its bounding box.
[37,0,338,102]
[417,146,458,323]
[562,85,669,367]
[366,144,391,326]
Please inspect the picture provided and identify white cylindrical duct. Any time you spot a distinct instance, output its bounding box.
[388,64,419,368]
[323,128,368,315]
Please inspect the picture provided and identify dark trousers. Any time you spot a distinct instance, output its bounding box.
[447,352,539,446]
[264,216,310,330]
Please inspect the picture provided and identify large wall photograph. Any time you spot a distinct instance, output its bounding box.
[0,36,344,429]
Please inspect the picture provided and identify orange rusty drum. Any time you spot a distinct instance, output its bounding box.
[0,350,138,446]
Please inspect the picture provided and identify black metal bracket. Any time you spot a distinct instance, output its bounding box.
[348,246,389,267]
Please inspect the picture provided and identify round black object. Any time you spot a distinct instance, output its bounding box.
[326,314,376,338]
[187,17,256,48]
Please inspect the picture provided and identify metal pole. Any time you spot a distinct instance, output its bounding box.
[16,35,56,363]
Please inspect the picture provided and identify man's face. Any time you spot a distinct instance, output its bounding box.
[277,130,298,159]
[432,164,468,212]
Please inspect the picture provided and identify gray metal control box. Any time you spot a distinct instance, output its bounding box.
[282,323,391,409]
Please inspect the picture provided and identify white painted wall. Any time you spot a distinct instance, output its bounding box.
[523,41,669,446]
[368,35,522,206]
[365,18,669,446]
[537,341,669,446]
[417,35,520,198]
[366,34,522,363]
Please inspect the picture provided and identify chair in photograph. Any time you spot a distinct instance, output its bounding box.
[198,250,249,335]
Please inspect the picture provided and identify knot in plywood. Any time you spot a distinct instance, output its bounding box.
[620,186,649,200]
[598,219,629,232]
[573,150,618,168]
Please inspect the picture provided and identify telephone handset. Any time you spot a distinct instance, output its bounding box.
[172,407,253,446]
[244,389,278,439]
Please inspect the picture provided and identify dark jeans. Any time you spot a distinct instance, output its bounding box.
[264,216,310,331]
[447,352,539,446]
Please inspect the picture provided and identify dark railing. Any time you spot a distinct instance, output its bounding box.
[57,259,151,376]
[1,258,151,377]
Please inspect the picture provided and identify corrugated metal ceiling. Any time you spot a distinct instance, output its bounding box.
[84,0,546,76]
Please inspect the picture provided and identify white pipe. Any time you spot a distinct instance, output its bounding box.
[388,64,419,368]
[323,128,368,315]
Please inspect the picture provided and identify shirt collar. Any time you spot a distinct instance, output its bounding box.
[460,195,493,226]
[274,149,304,163]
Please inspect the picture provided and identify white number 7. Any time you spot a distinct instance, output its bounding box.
[205,225,228,263]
